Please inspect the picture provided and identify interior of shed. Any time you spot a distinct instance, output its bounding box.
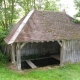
[21,41,61,69]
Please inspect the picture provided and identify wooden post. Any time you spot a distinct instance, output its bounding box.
[16,43,21,70]
[60,45,63,66]
[60,47,63,66]
[60,40,64,66]
[11,44,15,64]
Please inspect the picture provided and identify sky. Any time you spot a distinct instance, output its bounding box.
[60,0,77,17]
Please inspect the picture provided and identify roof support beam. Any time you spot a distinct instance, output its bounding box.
[57,40,62,47]
[20,42,26,49]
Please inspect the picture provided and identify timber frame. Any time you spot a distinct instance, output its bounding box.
[11,42,27,70]
[11,40,63,70]
[10,40,80,70]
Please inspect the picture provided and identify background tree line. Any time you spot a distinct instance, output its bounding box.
[0,0,60,29]
[0,0,79,29]
[74,0,80,17]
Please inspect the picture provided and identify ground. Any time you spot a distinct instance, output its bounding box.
[1,62,80,80]
[7,62,59,72]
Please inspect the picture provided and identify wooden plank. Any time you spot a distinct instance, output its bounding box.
[26,60,37,68]
[60,40,66,65]
[60,40,80,65]
[21,41,60,56]
[51,54,60,61]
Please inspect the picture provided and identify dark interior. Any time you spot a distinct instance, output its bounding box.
[21,41,61,69]
[21,41,60,59]
[21,58,60,70]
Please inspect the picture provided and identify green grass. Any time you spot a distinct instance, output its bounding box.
[0,62,80,80]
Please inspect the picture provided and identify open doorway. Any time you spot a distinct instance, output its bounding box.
[21,41,61,69]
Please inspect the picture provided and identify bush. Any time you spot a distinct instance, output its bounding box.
[0,27,10,63]
[0,50,10,63]
[73,19,80,23]
[0,27,9,52]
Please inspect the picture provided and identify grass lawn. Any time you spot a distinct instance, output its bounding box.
[0,62,80,80]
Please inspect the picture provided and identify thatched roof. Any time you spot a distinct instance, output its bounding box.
[4,10,80,44]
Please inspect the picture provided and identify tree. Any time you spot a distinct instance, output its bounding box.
[0,0,60,29]
[0,0,22,53]
[0,0,20,29]
[74,0,80,17]
[18,0,60,15]
[43,0,59,11]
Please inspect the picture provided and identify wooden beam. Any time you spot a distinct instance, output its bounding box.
[20,42,26,49]
[11,44,15,64]
[57,40,62,47]
[26,60,37,68]
[16,43,21,70]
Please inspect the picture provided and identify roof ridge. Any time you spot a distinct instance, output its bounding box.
[8,9,34,44]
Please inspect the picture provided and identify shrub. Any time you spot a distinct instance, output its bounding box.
[0,27,9,52]
[73,19,80,23]
[0,50,10,63]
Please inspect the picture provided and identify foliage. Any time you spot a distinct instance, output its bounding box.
[0,63,80,80]
[74,0,80,10]
[73,19,80,23]
[75,11,80,17]
[44,0,59,11]
[0,27,8,47]
[0,0,60,29]
[0,0,59,43]
[0,0,21,29]
[74,0,80,17]
[17,0,60,15]
[0,27,10,63]
[0,50,9,63]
